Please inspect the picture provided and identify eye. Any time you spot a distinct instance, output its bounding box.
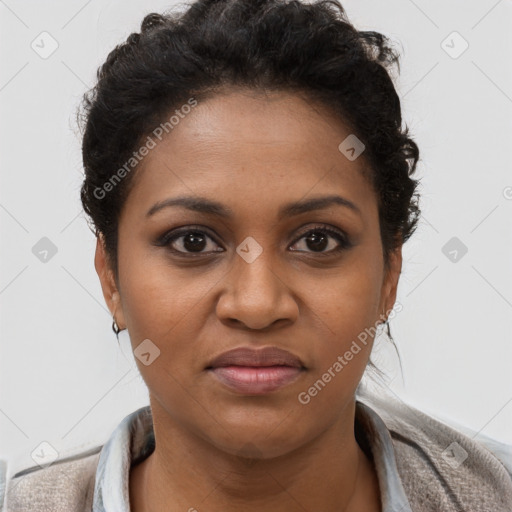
[289,226,352,255]
[157,227,223,256]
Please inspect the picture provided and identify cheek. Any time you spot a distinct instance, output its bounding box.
[296,283,377,416]
[117,251,220,376]
[305,255,383,339]
[298,255,382,384]
[118,245,206,336]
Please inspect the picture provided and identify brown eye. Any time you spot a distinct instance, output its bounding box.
[290,227,352,255]
[157,227,224,256]
[174,231,210,252]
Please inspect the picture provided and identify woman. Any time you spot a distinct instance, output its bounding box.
[3,0,512,510]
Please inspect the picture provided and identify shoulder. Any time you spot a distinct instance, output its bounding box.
[2,445,102,512]
[362,392,512,512]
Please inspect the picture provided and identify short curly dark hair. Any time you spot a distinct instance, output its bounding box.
[78,0,421,282]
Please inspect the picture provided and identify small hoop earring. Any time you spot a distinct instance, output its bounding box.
[379,311,389,326]
[379,312,393,341]
[385,319,391,338]
[112,316,121,338]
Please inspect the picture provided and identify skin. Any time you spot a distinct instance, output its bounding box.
[95,88,402,512]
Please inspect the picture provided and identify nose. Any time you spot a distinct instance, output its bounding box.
[215,245,299,331]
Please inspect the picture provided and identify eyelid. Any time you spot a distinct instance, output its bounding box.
[156,225,222,249]
[291,224,348,243]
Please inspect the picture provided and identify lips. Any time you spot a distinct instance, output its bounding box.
[206,346,305,370]
[206,346,306,395]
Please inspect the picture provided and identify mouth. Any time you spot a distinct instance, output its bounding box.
[205,346,306,395]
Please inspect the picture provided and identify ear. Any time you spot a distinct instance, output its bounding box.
[378,245,402,323]
[94,234,126,330]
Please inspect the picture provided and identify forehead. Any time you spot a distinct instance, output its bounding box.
[159,89,357,160]
[121,89,377,223]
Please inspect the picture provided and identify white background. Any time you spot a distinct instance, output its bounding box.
[1,0,511,476]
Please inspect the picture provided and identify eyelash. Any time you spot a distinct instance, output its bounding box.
[155,224,353,258]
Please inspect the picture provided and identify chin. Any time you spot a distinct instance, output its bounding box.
[200,416,312,460]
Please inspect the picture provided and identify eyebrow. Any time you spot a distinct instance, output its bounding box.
[146,194,361,219]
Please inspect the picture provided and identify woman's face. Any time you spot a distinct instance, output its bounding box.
[96,88,402,458]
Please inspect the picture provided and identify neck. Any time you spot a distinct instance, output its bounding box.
[130,397,381,512]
